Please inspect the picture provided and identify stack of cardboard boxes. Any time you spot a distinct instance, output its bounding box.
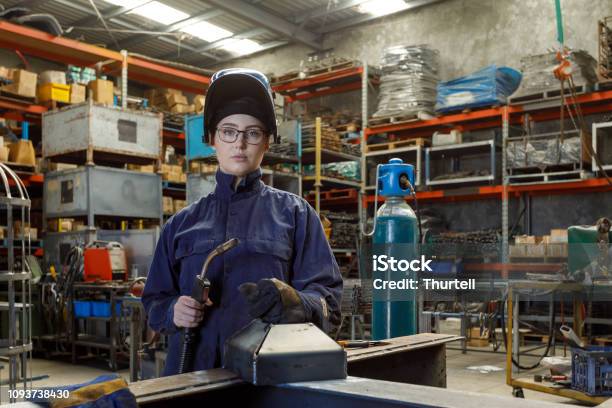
[0,68,38,99]
[144,88,204,114]
[509,229,569,259]
[161,163,187,183]
[0,65,110,105]
[0,132,36,167]
[162,197,187,215]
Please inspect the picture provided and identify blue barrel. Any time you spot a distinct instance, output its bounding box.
[372,158,419,340]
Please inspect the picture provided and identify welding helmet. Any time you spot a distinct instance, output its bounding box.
[204,68,279,144]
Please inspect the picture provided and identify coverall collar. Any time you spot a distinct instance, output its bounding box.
[215,167,263,199]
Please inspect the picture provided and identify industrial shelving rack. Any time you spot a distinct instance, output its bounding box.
[0,164,33,404]
[272,63,379,215]
[363,90,612,262]
[0,19,211,191]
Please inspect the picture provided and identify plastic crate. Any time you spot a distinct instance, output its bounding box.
[73,301,91,318]
[571,346,612,396]
[37,83,70,103]
[90,301,122,318]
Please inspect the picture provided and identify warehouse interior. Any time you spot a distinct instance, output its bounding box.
[1,0,612,406]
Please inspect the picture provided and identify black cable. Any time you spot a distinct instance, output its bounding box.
[499,294,555,370]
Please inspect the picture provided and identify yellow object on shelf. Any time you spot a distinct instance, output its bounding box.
[38,82,70,103]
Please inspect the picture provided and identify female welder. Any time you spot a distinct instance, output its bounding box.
[142,68,343,376]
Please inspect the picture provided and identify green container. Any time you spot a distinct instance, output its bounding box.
[568,226,612,274]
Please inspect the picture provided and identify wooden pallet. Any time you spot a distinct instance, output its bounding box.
[40,99,71,110]
[0,160,35,173]
[306,188,358,202]
[366,138,429,153]
[368,113,422,128]
[509,84,589,105]
[0,91,36,104]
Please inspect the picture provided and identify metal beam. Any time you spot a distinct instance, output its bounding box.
[203,0,323,50]
[70,1,153,28]
[158,27,267,60]
[293,0,370,24]
[316,0,445,34]
[53,0,220,61]
[191,40,289,67]
[114,9,225,50]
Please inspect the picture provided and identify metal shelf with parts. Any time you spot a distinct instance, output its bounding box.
[364,89,612,140]
[0,21,210,93]
[272,66,379,102]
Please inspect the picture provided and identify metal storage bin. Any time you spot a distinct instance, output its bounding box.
[43,166,163,223]
[592,121,612,173]
[185,114,215,163]
[42,102,162,165]
[425,140,498,186]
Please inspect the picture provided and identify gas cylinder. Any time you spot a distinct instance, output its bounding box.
[372,158,419,340]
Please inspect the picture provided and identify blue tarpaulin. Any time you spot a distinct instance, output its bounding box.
[435,65,521,113]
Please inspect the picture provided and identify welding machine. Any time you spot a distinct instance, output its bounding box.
[84,241,128,282]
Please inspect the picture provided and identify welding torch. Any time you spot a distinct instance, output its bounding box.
[178,238,240,374]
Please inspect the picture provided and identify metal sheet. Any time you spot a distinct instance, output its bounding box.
[44,166,162,219]
[224,321,347,385]
[42,103,161,161]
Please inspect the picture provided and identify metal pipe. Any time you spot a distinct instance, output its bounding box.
[121,50,128,109]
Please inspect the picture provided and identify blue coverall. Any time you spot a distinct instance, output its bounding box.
[142,168,343,376]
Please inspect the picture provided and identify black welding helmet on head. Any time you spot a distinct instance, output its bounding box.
[204,68,279,144]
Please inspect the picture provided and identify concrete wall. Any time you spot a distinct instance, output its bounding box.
[218,0,612,80]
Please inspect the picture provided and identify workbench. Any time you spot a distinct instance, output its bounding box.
[130,333,461,405]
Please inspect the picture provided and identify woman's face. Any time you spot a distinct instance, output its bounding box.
[212,114,269,177]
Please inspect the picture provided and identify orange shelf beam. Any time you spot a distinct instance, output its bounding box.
[0,97,47,121]
[363,178,612,204]
[285,81,362,102]
[0,21,209,93]
[364,107,506,139]
[273,66,365,93]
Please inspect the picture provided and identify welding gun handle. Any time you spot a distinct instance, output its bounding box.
[191,275,211,305]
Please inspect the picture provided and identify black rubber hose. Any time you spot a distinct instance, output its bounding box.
[499,296,555,370]
[178,329,197,374]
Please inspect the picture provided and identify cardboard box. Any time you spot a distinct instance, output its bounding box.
[514,235,536,244]
[546,243,568,258]
[550,229,568,243]
[72,220,85,232]
[170,103,192,114]
[70,84,86,104]
[9,139,36,166]
[194,94,205,112]
[0,145,8,162]
[180,173,187,183]
[163,197,173,214]
[173,199,186,213]
[0,227,4,239]
[87,79,114,105]
[1,69,37,98]
[39,70,66,85]
[0,66,10,79]
[167,93,188,107]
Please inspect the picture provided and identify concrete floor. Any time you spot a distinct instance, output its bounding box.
[0,346,597,406]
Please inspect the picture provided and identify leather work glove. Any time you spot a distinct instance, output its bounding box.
[239,278,306,324]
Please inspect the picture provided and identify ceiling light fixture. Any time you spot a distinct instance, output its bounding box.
[358,0,408,17]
